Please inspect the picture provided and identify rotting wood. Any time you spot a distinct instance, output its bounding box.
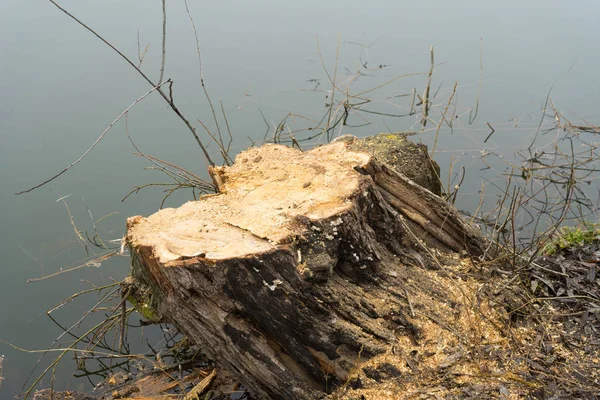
[125,138,504,399]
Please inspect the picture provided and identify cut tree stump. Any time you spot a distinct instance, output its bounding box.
[125,137,500,399]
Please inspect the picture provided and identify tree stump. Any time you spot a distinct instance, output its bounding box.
[126,139,496,399]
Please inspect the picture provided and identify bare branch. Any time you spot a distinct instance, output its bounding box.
[16,81,168,195]
[183,0,224,146]
[45,0,215,168]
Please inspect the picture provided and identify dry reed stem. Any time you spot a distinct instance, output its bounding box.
[430,81,458,158]
[421,46,434,129]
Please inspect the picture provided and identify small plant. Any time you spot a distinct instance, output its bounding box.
[543,223,600,255]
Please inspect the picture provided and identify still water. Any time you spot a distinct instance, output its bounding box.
[1,0,599,397]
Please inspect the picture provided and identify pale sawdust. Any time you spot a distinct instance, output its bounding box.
[328,257,544,399]
[327,254,600,398]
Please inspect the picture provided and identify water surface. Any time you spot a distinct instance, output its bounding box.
[1,0,599,397]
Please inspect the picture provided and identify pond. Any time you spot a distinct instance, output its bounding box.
[1,0,599,397]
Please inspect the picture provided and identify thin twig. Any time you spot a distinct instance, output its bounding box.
[17,81,169,194]
[316,34,340,141]
[136,31,149,68]
[27,251,118,283]
[468,38,483,125]
[430,81,457,157]
[528,60,577,152]
[21,286,120,396]
[421,46,434,129]
[183,0,225,153]
[45,1,215,168]
[158,0,166,84]
[483,122,495,143]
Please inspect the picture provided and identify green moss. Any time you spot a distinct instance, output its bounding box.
[347,132,442,196]
[383,133,405,141]
[543,223,600,255]
[127,294,160,321]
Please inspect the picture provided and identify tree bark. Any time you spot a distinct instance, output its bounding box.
[125,139,491,399]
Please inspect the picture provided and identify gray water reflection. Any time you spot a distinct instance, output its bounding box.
[1,0,599,397]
